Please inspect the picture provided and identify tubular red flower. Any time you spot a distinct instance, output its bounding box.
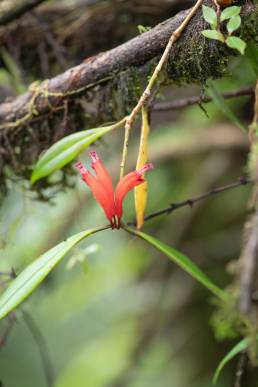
[75,161,115,222]
[115,163,153,219]
[89,151,114,200]
[76,155,153,229]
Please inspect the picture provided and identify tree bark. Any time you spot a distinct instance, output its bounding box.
[0,0,256,194]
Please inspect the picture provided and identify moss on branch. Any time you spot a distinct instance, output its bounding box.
[0,0,256,198]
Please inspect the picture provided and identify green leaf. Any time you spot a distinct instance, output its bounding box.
[30,117,126,184]
[137,25,151,34]
[220,6,241,22]
[123,227,227,301]
[207,81,247,132]
[202,5,218,28]
[227,15,241,34]
[201,30,224,42]
[226,36,246,55]
[213,338,249,384]
[0,225,109,320]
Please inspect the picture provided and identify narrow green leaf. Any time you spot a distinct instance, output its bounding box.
[213,338,249,384]
[227,15,241,34]
[207,81,247,132]
[202,5,218,28]
[226,36,246,55]
[201,30,224,42]
[220,6,241,22]
[123,227,227,301]
[30,117,126,184]
[0,225,109,320]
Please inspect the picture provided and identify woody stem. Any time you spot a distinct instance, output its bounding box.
[119,0,204,179]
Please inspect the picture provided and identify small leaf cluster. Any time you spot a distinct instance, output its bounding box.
[201,5,246,55]
[137,25,151,34]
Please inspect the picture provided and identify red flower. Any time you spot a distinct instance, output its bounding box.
[75,152,153,229]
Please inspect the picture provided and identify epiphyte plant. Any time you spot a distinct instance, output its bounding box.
[201,4,246,54]
[76,151,153,229]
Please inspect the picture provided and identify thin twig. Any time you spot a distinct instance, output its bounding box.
[0,2,255,134]
[128,177,253,225]
[211,0,222,46]
[153,88,254,112]
[119,0,204,178]
[21,309,55,387]
[212,0,221,30]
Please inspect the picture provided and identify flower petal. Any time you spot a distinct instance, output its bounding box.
[75,161,115,221]
[115,163,153,218]
[90,151,115,200]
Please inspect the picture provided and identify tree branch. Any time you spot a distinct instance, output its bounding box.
[0,0,193,79]
[128,177,253,225]
[153,87,254,112]
[0,1,256,131]
[238,82,258,316]
[0,0,256,195]
[233,82,258,387]
[239,210,258,315]
[120,0,204,177]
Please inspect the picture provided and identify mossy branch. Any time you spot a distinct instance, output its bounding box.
[0,0,256,195]
[0,0,256,132]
